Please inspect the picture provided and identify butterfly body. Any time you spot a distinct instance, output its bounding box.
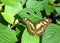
[23,18,52,36]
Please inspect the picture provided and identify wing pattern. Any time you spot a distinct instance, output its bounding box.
[23,18,52,36]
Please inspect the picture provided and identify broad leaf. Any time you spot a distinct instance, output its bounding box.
[55,7,60,15]
[1,0,19,6]
[43,0,49,7]
[45,5,54,16]
[18,8,42,22]
[56,18,60,25]
[5,3,22,16]
[19,0,26,5]
[15,27,21,36]
[42,24,60,43]
[0,23,17,43]
[26,0,44,11]
[49,0,55,4]
[1,12,14,24]
[22,29,40,43]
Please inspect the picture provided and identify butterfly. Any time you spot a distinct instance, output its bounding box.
[23,18,52,36]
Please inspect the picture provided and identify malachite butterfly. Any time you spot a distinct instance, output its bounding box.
[23,18,52,36]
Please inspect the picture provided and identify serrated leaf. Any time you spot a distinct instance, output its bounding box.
[22,29,40,43]
[42,24,60,43]
[0,23,17,43]
[18,8,42,22]
[1,12,14,24]
[5,3,22,16]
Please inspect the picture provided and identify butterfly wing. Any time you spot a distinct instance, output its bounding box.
[23,18,52,36]
[36,18,52,36]
[23,18,35,36]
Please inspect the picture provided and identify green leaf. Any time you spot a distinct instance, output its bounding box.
[12,30,17,36]
[55,7,60,15]
[1,12,15,24]
[15,27,21,36]
[5,3,22,16]
[0,4,3,11]
[56,19,60,24]
[45,5,54,16]
[0,23,17,43]
[42,24,60,43]
[58,42,60,43]
[1,0,19,6]
[22,29,40,43]
[43,0,49,6]
[18,8,42,22]
[26,0,44,11]
[49,0,55,4]
[54,3,60,7]
[19,0,26,5]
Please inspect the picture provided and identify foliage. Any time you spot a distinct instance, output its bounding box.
[0,0,60,43]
